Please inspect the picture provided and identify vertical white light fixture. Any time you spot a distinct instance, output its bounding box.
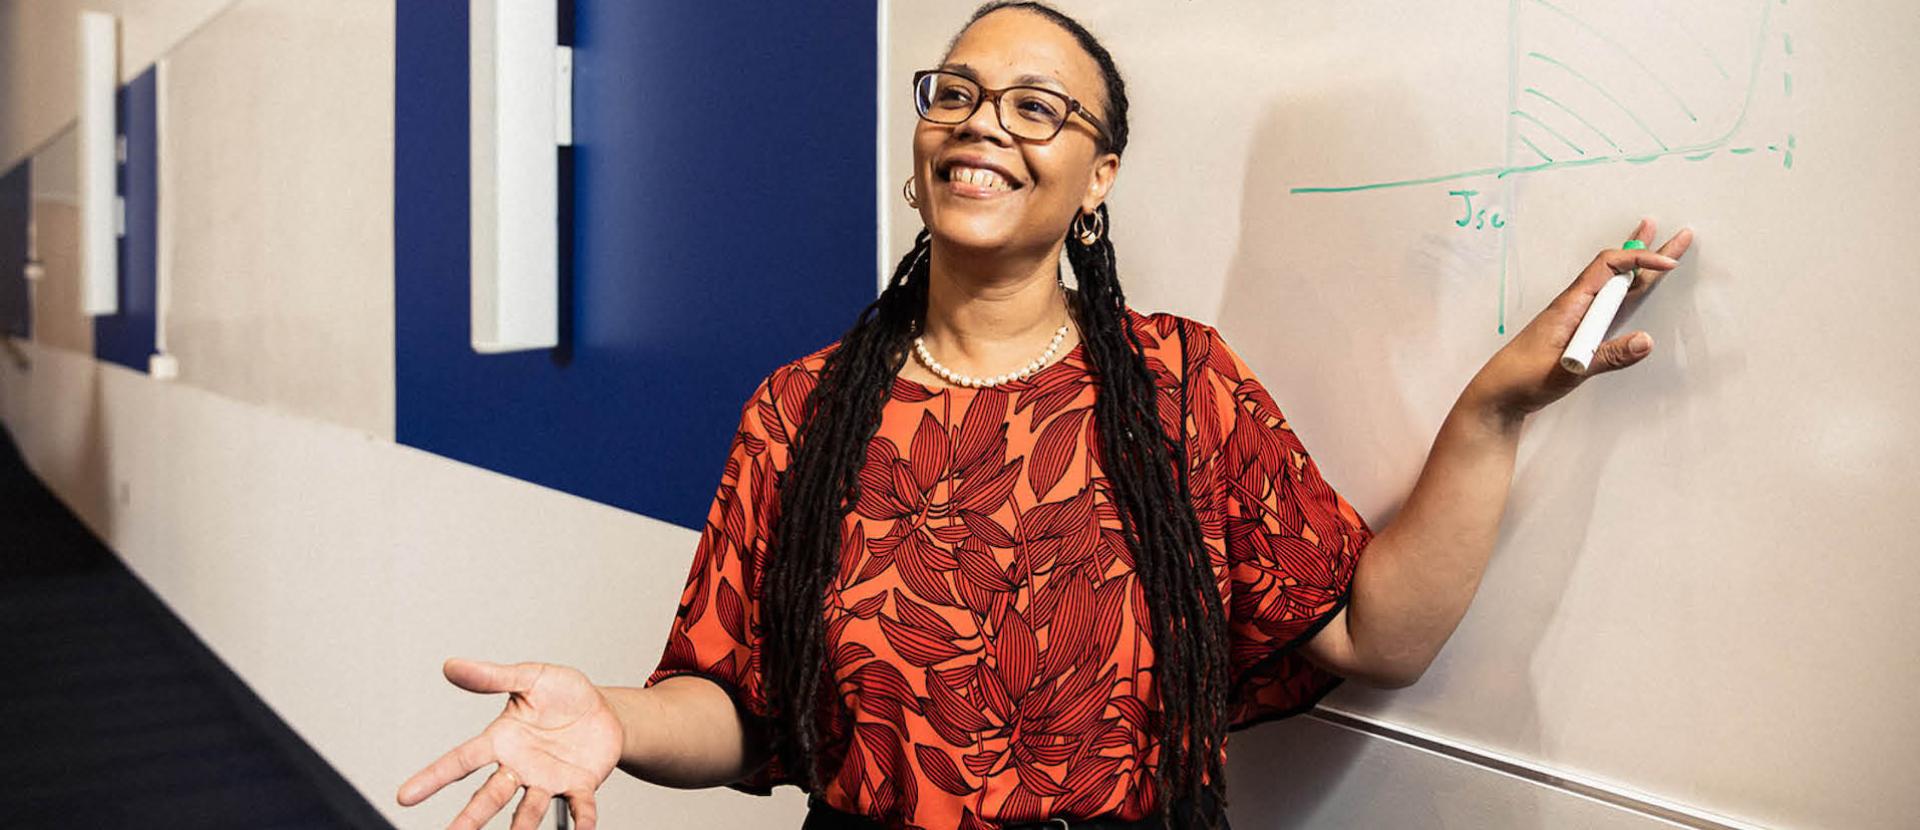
[151,60,179,381]
[79,10,119,316]
[470,0,571,353]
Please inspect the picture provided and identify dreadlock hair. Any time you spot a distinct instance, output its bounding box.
[763,3,1230,827]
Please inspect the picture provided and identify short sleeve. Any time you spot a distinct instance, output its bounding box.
[644,367,808,793]
[1180,323,1375,729]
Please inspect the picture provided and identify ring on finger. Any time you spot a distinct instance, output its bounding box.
[1614,239,1647,276]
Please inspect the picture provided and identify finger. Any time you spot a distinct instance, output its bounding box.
[1630,226,1696,294]
[398,733,494,806]
[509,786,554,830]
[449,767,522,830]
[1587,331,1655,375]
[1626,217,1655,248]
[1655,226,1693,260]
[1598,249,1681,277]
[444,658,544,696]
[568,794,599,830]
[1554,249,1681,317]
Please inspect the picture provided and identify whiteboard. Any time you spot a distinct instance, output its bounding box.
[885,1,1920,827]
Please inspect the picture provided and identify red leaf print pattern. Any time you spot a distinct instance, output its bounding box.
[716,578,746,645]
[916,744,977,796]
[993,608,1037,699]
[879,611,967,668]
[644,311,1375,828]
[1028,406,1090,499]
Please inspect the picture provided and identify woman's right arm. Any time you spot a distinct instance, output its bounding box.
[602,675,773,789]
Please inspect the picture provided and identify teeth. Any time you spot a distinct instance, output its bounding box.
[950,165,1011,191]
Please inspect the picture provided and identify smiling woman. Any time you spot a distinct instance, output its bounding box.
[397,2,1692,829]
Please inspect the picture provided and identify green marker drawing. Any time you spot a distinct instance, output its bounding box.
[1499,0,1518,336]
[1529,0,1698,122]
[1289,0,1776,194]
[1523,87,1623,152]
[1450,190,1481,226]
[1512,109,1585,155]
[1518,135,1553,163]
[1527,52,1671,150]
[1660,4,1731,80]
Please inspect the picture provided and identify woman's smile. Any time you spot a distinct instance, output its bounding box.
[936,154,1027,200]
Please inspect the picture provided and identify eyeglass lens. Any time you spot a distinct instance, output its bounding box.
[914,72,1070,141]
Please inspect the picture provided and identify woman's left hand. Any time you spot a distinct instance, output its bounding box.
[1466,218,1694,422]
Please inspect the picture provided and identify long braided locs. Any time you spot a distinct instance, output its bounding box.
[764,228,930,788]
[763,3,1230,827]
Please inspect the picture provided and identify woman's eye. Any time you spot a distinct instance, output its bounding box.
[1018,99,1060,121]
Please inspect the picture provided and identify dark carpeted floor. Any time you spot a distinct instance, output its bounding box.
[0,425,393,829]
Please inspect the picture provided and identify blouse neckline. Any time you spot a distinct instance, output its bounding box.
[889,341,1091,400]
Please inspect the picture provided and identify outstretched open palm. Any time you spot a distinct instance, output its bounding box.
[397,659,623,830]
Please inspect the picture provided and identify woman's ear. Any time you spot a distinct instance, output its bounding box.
[1081,152,1120,213]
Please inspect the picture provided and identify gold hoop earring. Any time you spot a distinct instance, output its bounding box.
[1072,209,1105,246]
[903,176,920,208]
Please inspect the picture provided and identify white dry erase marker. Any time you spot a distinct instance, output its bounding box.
[1559,239,1646,375]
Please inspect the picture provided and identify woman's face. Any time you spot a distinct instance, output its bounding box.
[912,9,1120,258]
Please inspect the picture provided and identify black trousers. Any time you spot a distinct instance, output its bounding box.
[800,794,1231,830]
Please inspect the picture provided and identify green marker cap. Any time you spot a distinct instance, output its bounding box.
[1621,239,1648,250]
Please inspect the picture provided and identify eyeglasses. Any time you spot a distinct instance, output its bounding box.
[912,69,1112,148]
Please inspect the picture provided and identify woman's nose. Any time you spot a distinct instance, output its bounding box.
[953,93,1014,146]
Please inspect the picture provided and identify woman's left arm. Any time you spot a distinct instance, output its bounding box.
[1303,219,1694,688]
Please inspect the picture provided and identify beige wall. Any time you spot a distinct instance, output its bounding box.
[0,0,239,169]
[27,201,91,355]
[159,0,395,439]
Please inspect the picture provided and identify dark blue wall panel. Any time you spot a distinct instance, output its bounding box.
[395,3,877,529]
[96,67,159,372]
[0,163,27,340]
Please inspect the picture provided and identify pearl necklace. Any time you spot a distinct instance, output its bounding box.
[913,322,1071,389]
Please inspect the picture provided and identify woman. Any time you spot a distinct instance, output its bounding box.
[396,3,1692,829]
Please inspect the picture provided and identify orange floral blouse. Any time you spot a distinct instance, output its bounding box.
[645,309,1373,830]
